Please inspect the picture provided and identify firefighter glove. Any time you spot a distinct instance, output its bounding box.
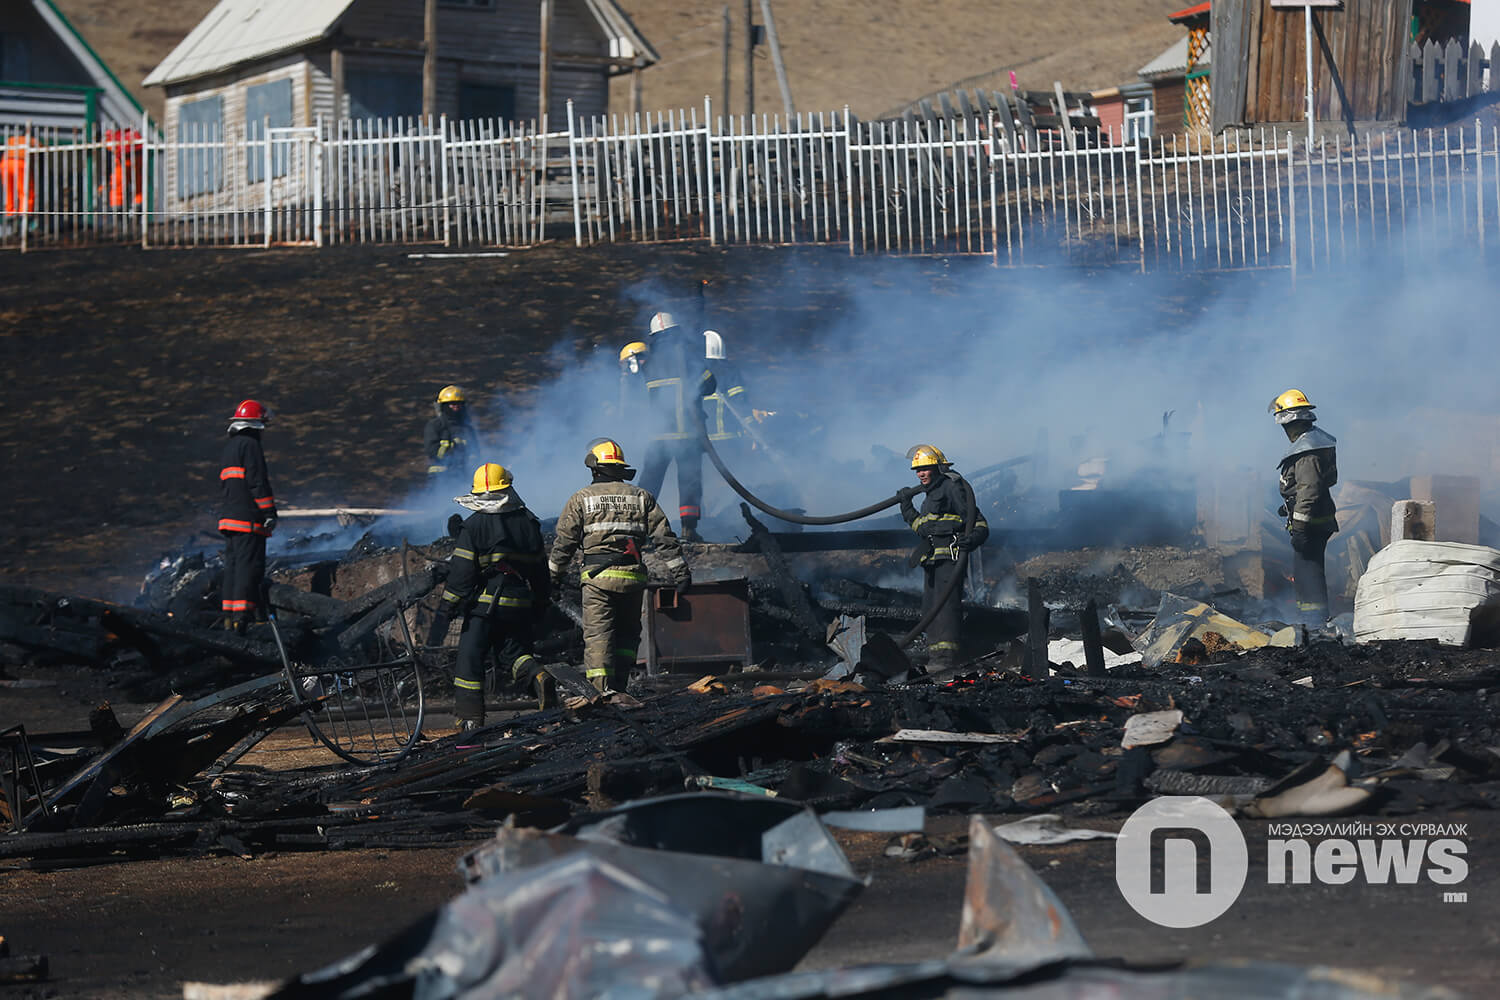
[426,613,451,646]
[1288,526,1310,555]
[447,513,465,538]
[896,485,923,503]
[262,515,277,536]
[957,532,981,552]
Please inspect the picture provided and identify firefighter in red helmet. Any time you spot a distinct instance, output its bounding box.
[218,400,277,633]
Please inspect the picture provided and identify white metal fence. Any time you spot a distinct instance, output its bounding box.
[3,101,1498,276]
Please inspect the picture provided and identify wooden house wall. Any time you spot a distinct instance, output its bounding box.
[1236,0,1415,126]
[160,53,310,206]
[1093,94,1125,136]
[1152,79,1187,134]
[338,0,610,122]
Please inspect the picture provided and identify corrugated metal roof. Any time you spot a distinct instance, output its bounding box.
[143,0,357,88]
[1137,35,1212,80]
[145,0,661,89]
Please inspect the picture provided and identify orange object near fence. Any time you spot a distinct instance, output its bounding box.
[1,135,35,216]
[104,129,143,208]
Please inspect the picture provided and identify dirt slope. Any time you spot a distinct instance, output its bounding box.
[53,0,1186,123]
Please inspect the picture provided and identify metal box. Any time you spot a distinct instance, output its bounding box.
[640,577,752,675]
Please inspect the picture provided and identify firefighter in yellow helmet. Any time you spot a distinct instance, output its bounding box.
[424,385,477,487]
[428,463,551,729]
[899,444,988,671]
[1269,389,1339,628]
[549,438,691,692]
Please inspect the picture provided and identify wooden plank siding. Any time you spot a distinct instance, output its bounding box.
[160,53,311,211]
[339,0,612,122]
[1153,79,1187,134]
[1234,0,1414,127]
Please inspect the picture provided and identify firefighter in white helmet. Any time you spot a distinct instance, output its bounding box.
[1269,389,1339,628]
[549,439,691,692]
[632,312,716,541]
[899,444,988,671]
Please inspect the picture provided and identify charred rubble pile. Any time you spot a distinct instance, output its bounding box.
[2,512,1499,866]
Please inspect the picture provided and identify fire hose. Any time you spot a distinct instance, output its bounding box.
[695,406,978,651]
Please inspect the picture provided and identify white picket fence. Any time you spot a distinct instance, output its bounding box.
[3,100,1499,276]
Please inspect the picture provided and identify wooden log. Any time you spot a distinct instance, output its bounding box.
[266,583,350,623]
[342,565,438,621]
[1080,599,1107,678]
[336,597,396,650]
[1024,577,1048,674]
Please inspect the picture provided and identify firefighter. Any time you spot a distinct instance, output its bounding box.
[1269,389,1339,628]
[702,330,759,450]
[549,439,691,692]
[424,385,476,486]
[899,444,988,670]
[427,463,551,730]
[218,400,277,634]
[635,312,716,542]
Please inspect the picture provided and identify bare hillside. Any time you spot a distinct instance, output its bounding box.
[53,0,1185,123]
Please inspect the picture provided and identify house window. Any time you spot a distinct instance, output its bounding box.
[459,81,515,122]
[245,78,294,182]
[177,95,223,197]
[346,69,422,121]
[1124,96,1154,140]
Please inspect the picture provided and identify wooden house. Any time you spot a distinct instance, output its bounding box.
[1210,0,1471,131]
[2,0,145,132]
[143,0,658,141]
[1138,4,1213,135]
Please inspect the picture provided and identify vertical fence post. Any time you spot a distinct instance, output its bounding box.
[705,96,717,246]
[567,100,583,247]
[263,116,273,248]
[1287,132,1297,288]
[1135,135,1146,272]
[843,105,855,256]
[19,122,31,253]
[313,117,325,247]
[1478,119,1486,253]
[439,114,451,248]
[141,111,151,249]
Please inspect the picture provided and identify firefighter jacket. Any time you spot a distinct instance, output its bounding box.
[901,472,989,566]
[424,414,474,476]
[704,359,751,442]
[441,492,550,618]
[1278,426,1338,533]
[643,326,716,441]
[549,481,688,593]
[219,430,276,535]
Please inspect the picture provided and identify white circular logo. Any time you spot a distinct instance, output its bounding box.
[1115,796,1248,928]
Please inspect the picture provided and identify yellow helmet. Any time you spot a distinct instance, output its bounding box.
[1268,388,1316,425]
[438,384,467,404]
[619,341,649,363]
[906,444,949,469]
[471,463,512,493]
[585,437,628,469]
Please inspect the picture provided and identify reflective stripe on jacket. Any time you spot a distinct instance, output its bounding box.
[442,507,549,616]
[219,431,275,534]
[900,472,989,564]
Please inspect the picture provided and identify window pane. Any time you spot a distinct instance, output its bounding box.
[177,96,223,197]
[246,78,294,182]
[346,70,422,121]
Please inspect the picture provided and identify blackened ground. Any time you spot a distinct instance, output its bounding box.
[2,245,1495,997]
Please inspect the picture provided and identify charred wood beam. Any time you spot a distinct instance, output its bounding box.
[267,583,351,623]
[337,598,397,651]
[738,504,825,641]
[341,566,438,622]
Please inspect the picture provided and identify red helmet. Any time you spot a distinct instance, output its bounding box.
[233,400,269,421]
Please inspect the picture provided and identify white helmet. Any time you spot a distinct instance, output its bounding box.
[703,330,725,360]
[649,311,676,334]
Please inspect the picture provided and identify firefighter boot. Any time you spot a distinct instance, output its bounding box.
[453,682,485,732]
[681,515,704,543]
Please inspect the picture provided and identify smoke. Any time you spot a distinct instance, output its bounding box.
[386,202,1499,546]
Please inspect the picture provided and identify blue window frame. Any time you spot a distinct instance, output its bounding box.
[246,78,294,183]
[177,95,223,197]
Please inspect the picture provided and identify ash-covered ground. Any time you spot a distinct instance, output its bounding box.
[3,244,1499,998]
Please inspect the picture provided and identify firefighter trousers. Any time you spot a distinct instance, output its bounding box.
[1291,528,1334,626]
[453,612,537,721]
[921,558,965,666]
[221,530,267,622]
[581,583,642,692]
[639,438,704,525]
